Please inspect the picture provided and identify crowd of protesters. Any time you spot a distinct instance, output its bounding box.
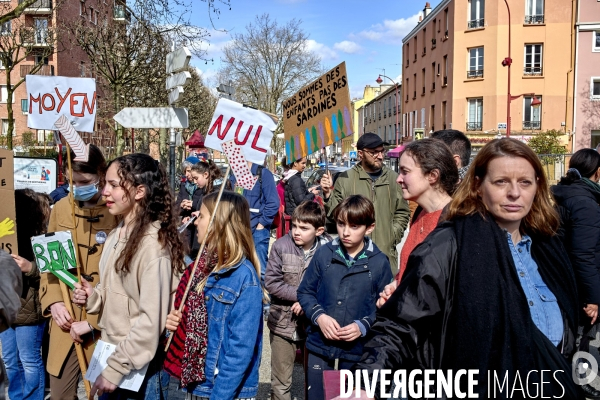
[1,130,600,400]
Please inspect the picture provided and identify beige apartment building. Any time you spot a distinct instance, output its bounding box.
[362,83,402,145]
[402,0,573,152]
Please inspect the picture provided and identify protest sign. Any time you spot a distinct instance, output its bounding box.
[221,140,257,190]
[31,231,79,289]
[14,157,57,194]
[204,98,277,165]
[0,149,16,255]
[26,75,96,133]
[282,62,353,163]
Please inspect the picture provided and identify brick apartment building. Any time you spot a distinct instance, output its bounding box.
[0,0,122,149]
[402,0,573,152]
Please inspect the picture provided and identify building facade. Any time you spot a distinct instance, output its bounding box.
[361,83,402,145]
[573,0,600,150]
[402,0,573,152]
[0,0,118,149]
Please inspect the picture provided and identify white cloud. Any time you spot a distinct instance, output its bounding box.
[333,40,362,54]
[305,39,338,60]
[353,13,421,44]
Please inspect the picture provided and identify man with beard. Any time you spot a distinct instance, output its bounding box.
[321,133,410,273]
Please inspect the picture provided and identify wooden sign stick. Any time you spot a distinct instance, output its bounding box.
[165,165,231,352]
[65,144,91,398]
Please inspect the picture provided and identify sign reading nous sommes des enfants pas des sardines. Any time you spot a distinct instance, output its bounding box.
[26,75,96,133]
[204,98,277,165]
[282,61,353,163]
[0,149,17,255]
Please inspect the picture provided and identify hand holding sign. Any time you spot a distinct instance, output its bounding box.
[31,231,79,289]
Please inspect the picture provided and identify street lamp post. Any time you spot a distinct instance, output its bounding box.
[376,74,400,145]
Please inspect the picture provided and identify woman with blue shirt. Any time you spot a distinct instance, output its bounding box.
[352,139,582,399]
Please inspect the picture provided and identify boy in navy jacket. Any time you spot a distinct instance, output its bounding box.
[297,195,392,400]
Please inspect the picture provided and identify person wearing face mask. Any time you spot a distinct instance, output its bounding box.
[551,149,600,399]
[39,144,119,400]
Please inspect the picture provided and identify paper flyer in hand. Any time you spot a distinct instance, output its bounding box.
[85,340,149,392]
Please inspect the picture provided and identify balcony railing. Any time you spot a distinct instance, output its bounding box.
[18,0,51,12]
[20,27,51,47]
[524,14,544,24]
[523,120,541,130]
[466,122,482,131]
[467,19,485,29]
[467,69,483,79]
[20,64,54,78]
[523,66,543,76]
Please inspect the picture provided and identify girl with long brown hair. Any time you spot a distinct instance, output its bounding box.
[72,153,184,399]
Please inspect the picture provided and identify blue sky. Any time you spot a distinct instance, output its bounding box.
[190,0,442,100]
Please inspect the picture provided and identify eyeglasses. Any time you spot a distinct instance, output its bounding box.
[362,149,385,158]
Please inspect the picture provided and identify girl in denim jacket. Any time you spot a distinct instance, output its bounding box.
[166,191,265,400]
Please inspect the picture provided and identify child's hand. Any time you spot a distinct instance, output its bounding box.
[291,302,303,316]
[376,281,398,308]
[338,322,361,341]
[166,309,182,332]
[316,314,340,340]
[72,279,93,305]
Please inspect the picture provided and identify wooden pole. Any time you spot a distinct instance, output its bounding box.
[165,166,231,352]
[65,144,91,398]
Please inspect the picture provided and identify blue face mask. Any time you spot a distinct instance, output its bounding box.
[68,182,99,201]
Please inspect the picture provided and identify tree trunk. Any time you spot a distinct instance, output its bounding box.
[159,128,168,168]
[139,128,150,154]
[6,73,13,150]
[113,84,125,156]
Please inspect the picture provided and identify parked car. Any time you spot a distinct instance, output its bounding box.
[305,166,350,190]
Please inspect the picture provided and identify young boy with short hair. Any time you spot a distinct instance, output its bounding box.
[265,201,332,400]
[297,195,393,400]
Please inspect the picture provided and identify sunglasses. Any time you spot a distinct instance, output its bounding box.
[362,149,385,157]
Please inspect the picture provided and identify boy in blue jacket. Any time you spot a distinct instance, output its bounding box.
[297,195,392,400]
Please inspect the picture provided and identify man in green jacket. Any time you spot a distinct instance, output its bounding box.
[321,133,410,274]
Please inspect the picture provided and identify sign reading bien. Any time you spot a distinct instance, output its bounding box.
[31,231,79,289]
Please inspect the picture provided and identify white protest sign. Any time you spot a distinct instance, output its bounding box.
[85,340,148,392]
[221,140,257,190]
[54,115,89,161]
[204,98,276,165]
[31,231,79,289]
[26,75,97,133]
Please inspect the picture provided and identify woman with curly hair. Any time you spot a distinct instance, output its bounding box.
[73,154,184,399]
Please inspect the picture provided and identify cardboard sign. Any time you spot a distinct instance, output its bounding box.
[221,140,257,190]
[0,149,16,255]
[14,157,57,194]
[26,75,97,133]
[31,231,79,289]
[282,62,353,163]
[204,98,276,165]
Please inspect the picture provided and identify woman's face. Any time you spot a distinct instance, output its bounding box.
[194,204,211,243]
[102,163,135,217]
[184,167,192,180]
[293,158,307,172]
[477,156,537,232]
[397,152,432,202]
[191,171,209,188]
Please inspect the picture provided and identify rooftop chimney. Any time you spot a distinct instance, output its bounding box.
[424,2,432,17]
[419,15,423,23]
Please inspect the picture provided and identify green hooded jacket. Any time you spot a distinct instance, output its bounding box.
[324,163,410,274]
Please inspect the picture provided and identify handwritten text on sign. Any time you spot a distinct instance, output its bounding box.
[31,231,79,289]
[0,149,17,255]
[26,75,97,133]
[282,62,353,163]
[204,98,276,165]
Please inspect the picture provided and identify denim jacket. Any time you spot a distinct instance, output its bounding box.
[183,258,263,400]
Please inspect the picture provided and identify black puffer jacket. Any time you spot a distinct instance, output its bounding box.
[552,180,600,305]
[15,261,43,326]
[284,173,314,215]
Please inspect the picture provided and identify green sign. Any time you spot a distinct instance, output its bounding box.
[31,231,79,289]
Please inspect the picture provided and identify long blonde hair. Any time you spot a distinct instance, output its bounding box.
[196,191,266,300]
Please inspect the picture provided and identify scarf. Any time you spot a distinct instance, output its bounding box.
[582,177,600,195]
[164,249,215,387]
[184,181,197,200]
[442,213,580,399]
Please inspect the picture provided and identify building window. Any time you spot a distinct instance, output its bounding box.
[524,44,543,75]
[468,0,485,29]
[443,55,448,85]
[80,2,86,16]
[467,98,483,131]
[591,78,600,100]
[594,31,600,52]
[1,119,8,136]
[444,8,449,37]
[422,68,426,95]
[523,96,541,130]
[525,0,544,24]
[35,55,49,65]
[0,21,10,36]
[468,47,484,78]
[21,99,28,114]
[34,18,48,45]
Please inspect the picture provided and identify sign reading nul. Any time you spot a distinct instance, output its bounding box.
[282,62,353,163]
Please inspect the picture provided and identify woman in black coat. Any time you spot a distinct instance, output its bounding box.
[284,157,316,215]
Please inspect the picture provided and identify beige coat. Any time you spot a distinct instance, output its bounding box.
[40,197,119,376]
[86,221,180,385]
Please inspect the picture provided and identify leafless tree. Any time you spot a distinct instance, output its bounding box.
[0,1,56,149]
